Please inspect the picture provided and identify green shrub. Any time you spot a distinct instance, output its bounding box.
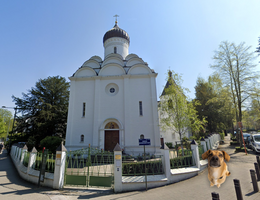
[230,141,239,146]
[40,136,62,153]
[165,142,173,148]
[26,136,36,151]
[235,146,247,152]
[219,132,225,140]
[170,156,193,169]
[122,160,163,176]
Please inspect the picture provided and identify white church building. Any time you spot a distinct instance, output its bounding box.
[65,20,161,155]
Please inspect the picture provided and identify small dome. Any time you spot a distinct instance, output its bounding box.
[103,23,130,44]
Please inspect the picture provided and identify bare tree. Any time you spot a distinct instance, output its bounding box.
[211,41,259,143]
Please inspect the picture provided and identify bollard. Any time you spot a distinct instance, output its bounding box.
[254,163,260,181]
[257,156,260,168]
[250,169,259,193]
[233,179,243,200]
[211,192,220,200]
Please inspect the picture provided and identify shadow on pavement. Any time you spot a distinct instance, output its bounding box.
[0,150,52,197]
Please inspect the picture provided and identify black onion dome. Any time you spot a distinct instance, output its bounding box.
[103,23,130,44]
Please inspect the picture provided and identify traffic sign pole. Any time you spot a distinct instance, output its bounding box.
[144,145,147,191]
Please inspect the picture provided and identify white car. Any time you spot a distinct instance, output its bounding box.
[249,134,260,153]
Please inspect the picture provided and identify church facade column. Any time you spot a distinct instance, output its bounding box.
[92,76,101,148]
[150,73,161,153]
[123,75,130,150]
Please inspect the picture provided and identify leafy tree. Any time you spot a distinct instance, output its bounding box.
[0,109,13,140]
[0,116,6,139]
[12,76,70,146]
[40,136,62,153]
[194,74,234,133]
[243,88,260,131]
[210,41,259,144]
[159,70,206,142]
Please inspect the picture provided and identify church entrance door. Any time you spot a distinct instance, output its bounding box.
[105,130,119,151]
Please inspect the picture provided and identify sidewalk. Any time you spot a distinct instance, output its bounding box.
[1,135,260,200]
[60,134,260,200]
[0,149,54,200]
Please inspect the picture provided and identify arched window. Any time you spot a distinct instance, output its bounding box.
[80,135,84,142]
[114,47,117,54]
[105,122,119,129]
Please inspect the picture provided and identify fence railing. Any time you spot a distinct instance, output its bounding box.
[65,150,114,177]
[169,149,195,169]
[198,145,204,160]
[22,151,30,167]
[64,146,114,187]
[122,154,164,176]
[31,152,56,173]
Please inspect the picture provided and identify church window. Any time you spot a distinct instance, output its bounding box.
[114,47,117,54]
[139,101,143,116]
[80,135,84,142]
[82,102,86,117]
[105,122,119,129]
[110,88,115,93]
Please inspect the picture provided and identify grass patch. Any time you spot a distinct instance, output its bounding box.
[230,141,240,146]
[235,146,247,152]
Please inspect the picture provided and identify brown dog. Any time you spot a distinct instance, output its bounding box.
[202,150,231,188]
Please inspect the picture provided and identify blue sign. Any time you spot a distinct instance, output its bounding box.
[139,139,151,146]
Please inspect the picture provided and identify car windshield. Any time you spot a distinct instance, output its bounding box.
[253,136,260,142]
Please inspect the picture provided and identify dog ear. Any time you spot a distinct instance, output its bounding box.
[202,150,212,160]
[222,151,230,162]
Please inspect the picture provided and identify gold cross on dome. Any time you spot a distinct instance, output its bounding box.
[113,14,119,24]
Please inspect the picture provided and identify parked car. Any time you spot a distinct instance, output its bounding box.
[248,134,260,153]
[243,133,251,144]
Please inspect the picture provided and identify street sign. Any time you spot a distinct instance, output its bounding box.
[139,139,151,145]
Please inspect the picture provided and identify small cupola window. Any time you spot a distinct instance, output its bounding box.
[114,47,117,54]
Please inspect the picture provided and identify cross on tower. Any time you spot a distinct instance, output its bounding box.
[113,14,119,25]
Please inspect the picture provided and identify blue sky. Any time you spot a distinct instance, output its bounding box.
[0,1,259,114]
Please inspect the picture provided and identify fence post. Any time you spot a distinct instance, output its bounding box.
[160,144,171,183]
[205,137,210,150]
[211,133,216,146]
[191,140,200,169]
[53,142,67,189]
[211,192,220,200]
[20,145,28,164]
[17,147,22,161]
[208,134,213,149]
[114,143,122,193]
[200,138,207,153]
[233,179,243,200]
[254,163,260,181]
[250,169,259,193]
[257,156,260,168]
[27,147,37,174]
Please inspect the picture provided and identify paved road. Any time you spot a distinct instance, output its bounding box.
[1,135,260,200]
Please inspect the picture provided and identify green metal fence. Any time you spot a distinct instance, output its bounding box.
[64,146,114,188]
[169,149,195,169]
[32,152,56,173]
[198,145,204,160]
[22,151,30,167]
[122,154,164,176]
